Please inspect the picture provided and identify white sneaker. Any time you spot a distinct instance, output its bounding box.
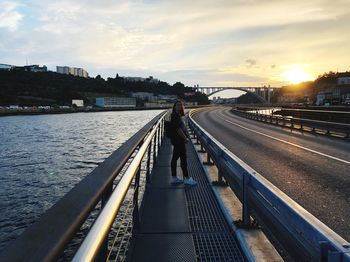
[184,177,197,187]
[171,176,184,185]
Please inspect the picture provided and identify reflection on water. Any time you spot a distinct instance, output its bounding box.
[0,110,163,252]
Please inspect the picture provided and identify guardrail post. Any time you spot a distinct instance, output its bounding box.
[157,127,161,151]
[161,118,165,143]
[218,170,223,183]
[203,153,214,166]
[160,118,164,141]
[197,144,206,153]
[195,136,200,145]
[153,135,157,165]
[133,165,141,231]
[242,172,251,227]
[146,144,152,184]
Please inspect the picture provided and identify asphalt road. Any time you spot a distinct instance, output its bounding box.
[193,107,350,241]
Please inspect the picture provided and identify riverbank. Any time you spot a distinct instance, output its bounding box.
[0,106,171,117]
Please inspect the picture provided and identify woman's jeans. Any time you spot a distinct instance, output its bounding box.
[171,142,189,178]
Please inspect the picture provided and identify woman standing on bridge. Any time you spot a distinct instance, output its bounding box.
[170,100,197,186]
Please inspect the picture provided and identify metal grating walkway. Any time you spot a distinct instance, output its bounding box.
[128,138,246,262]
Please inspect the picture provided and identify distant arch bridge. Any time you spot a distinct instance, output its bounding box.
[194,86,279,103]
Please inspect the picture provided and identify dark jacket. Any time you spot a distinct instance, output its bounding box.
[170,112,186,145]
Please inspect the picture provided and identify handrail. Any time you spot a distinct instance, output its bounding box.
[73,113,165,261]
[189,108,350,261]
[232,109,350,138]
[0,111,166,262]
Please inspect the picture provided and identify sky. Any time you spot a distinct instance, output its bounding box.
[1,0,350,88]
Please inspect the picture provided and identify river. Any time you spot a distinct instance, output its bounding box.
[0,110,164,252]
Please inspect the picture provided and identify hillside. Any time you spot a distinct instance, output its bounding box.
[0,71,209,106]
[272,71,350,104]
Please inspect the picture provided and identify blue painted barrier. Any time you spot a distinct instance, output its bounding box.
[189,109,350,262]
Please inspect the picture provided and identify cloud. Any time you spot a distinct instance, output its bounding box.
[246,59,257,68]
[0,2,23,31]
[1,0,350,86]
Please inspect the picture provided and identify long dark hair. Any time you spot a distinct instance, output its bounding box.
[172,100,184,116]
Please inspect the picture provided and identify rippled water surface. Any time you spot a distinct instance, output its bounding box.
[0,110,163,252]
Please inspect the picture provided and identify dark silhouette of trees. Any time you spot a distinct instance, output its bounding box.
[0,71,209,106]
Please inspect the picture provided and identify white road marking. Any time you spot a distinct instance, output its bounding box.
[214,111,350,165]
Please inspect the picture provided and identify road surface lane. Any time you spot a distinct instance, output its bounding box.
[193,107,350,241]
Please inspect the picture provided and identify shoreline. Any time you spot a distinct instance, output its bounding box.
[0,105,208,117]
[0,106,170,117]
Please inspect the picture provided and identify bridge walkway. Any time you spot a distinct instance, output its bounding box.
[128,138,247,261]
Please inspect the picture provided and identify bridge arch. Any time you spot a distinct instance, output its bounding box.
[206,87,267,103]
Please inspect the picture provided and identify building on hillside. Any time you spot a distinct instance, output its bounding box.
[1,64,47,72]
[316,92,326,106]
[0,64,14,70]
[131,92,156,101]
[56,66,89,78]
[157,94,178,102]
[315,86,350,105]
[95,97,136,108]
[337,77,350,85]
[124,77,145,82]
[124,76,159,83]
[72,100,84,107]
[12,64,47,72]
[57,66,70,74]
[144,100,173,108]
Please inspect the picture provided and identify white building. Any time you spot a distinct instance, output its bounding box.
[72,99,84,107]
[57,66,89,78]
[95,97,136,108]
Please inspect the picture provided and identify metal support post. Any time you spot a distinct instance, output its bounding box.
[242,173,251,227]
[160,119,164,144]
[218,169,223,183]
[146,144,152,184]
[197,144,206,153]
[133,166,141,231]
[157,127,161,150]
[195,136,200,145]
[203,153,214,166]
[152,135,157,165]
[212,170,228,186]
[160,119,164,140]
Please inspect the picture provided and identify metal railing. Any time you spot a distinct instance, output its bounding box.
[232,108,350,138]
[189,109,350,262]
[73,113,165,261]
[0,111,166,262]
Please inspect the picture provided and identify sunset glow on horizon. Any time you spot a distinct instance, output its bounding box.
[0,0,349,87]
[283,66,314,85]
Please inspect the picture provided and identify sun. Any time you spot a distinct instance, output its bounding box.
[284,67,312,84]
